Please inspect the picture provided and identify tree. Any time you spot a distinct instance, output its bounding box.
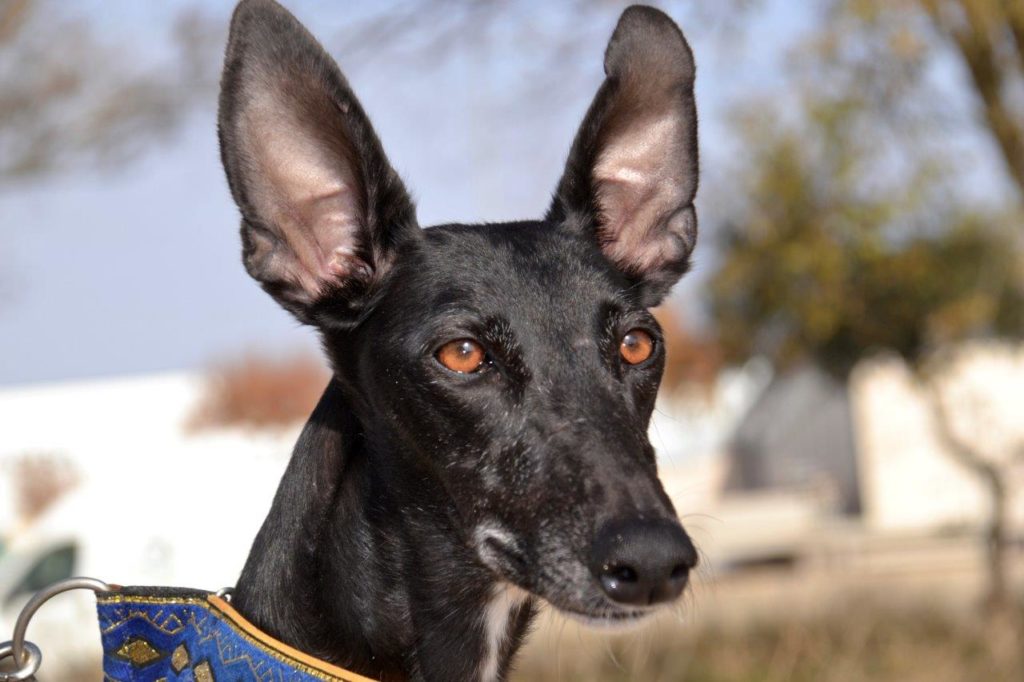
[921,0,1024,199]
[707,0,1024,374]
[0,0,220,183]
[6,451,78,522]
[188,354,329,432]
[926,344,1024,615]
[708,112,1024,376]
[782,0,1024,204]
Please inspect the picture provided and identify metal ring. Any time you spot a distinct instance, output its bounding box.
[0,641,42,681]
[10,577,110,674]
[215,586,235,602]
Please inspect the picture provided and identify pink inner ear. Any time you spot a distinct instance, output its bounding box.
[593,109,693,276]
[237,79,368,304]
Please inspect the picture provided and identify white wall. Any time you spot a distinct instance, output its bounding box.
[0,372,298,576]
[852,343,1024,533]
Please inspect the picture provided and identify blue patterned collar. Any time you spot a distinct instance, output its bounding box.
[96,586,375,682]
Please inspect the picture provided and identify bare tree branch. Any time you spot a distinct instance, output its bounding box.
[0,0,222,185]
[1004,0,1024,73]
[923,0,1024,199]
[0,0,31,42]
[926,372,1013,614]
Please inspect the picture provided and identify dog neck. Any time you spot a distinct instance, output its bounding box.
[233,380,537,681]
[478,584,533,682]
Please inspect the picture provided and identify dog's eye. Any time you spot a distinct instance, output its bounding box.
[620,329,654,365]
[436,339,487,374]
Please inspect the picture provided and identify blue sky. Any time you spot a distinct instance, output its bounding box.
[0,0,991,385]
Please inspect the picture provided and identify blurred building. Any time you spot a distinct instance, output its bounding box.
[726,364,861,515]
[667,342,1024,577]
[853,344,1024,534]
[0,372,297,581]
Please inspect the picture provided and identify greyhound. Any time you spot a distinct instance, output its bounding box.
[217,1,700,679]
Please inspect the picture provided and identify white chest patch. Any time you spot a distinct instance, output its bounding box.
[478,584,529,682]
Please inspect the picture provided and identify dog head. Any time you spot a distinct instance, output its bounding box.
[219,0,699,624]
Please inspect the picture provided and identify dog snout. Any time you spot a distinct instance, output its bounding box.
[590,518,697,607]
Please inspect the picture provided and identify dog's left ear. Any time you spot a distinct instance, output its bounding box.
[549,6,698,307]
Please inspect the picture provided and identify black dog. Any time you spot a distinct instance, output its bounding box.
[218,1,699,680]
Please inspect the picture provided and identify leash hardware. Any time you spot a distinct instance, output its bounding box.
[0,576,111,682]
[215,586,235,603]
[0,642,40,682]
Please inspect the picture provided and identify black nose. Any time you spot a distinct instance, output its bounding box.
[590,518,698,606]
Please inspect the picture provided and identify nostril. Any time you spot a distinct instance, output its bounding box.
[670,563,689,581]
[608,564,638,583]
[599,563,644,604]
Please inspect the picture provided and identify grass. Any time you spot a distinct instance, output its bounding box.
[512,600,1023,682]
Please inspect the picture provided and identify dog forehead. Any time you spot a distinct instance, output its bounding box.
[414,222,618,305]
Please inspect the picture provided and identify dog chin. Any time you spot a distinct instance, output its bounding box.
[558,606,659,631]
[549,601,661,631]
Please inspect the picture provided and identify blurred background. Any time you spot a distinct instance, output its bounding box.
[1,0,1023,680]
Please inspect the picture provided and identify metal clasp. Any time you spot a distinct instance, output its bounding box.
[0,577,111,681]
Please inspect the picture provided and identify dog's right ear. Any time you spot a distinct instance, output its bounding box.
[218,0,418,326]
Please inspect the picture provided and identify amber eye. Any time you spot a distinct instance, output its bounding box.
[436,339,487,374]
[620,329,655,365]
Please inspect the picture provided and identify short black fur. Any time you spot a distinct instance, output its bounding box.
[218,2,701,680]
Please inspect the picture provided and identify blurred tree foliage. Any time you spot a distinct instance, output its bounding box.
[0,0,220,183]
[708,0,1024,376]
[188,353,329,432]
